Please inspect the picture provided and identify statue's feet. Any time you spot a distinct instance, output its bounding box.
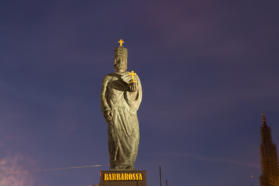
[126,166,136,170]
[110,165,136,171]
[112,166,122,170]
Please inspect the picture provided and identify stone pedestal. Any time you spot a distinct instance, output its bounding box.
[99,170,146,186]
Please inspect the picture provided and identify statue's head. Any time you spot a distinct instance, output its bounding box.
[113,46,128,73]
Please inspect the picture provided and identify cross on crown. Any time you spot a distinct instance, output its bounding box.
[118,39,124,47]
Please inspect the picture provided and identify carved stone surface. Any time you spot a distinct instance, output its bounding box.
[100,43,142,170]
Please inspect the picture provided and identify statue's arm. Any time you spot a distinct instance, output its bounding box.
[100,75,111,115]
[135,74,143,108]
[126,74,142,111]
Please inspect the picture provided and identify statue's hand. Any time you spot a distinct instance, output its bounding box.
[121,72,133,84]
[121,72,138,92]
[104,110,113,122]
[129,82,138,92]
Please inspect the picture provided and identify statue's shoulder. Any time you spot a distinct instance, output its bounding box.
[102,73,114,81]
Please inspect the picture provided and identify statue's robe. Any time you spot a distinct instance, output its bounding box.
[100,72,142,169]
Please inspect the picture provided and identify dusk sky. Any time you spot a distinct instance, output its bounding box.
[1,0,279,185]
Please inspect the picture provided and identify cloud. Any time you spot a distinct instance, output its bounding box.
[35,164,104,173]
[172,152,260,169]
[148,151,260,169]
[0,135,36,185]
[0,154,35,185]
[142,1,279,61]
[53,98,81,138]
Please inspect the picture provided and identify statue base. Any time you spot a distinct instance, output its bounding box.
[99,170,146,186]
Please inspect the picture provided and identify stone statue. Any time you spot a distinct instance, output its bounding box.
[100,39,142,170]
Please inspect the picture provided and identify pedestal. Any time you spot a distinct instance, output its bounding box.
[99,170,146,186]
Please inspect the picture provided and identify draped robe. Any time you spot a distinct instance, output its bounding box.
[100,72,142,170]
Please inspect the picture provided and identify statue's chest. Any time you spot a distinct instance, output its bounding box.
[108,77,127,96]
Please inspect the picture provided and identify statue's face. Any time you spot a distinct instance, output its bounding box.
[114,55,127,73]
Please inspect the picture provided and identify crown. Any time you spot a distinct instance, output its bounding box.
[114,46,128,58]
[114,39,128,58]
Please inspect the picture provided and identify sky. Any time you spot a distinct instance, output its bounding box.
[0,0,279,185]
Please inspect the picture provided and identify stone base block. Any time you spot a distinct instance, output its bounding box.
[99,170,146,186]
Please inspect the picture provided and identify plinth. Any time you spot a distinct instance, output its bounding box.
[99,170,146,186]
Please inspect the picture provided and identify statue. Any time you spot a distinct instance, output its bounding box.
[100,39,143,170]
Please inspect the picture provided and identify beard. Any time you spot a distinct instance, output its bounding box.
[114,65,127,72]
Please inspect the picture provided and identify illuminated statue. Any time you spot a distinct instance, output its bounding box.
[100,39,142,170]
